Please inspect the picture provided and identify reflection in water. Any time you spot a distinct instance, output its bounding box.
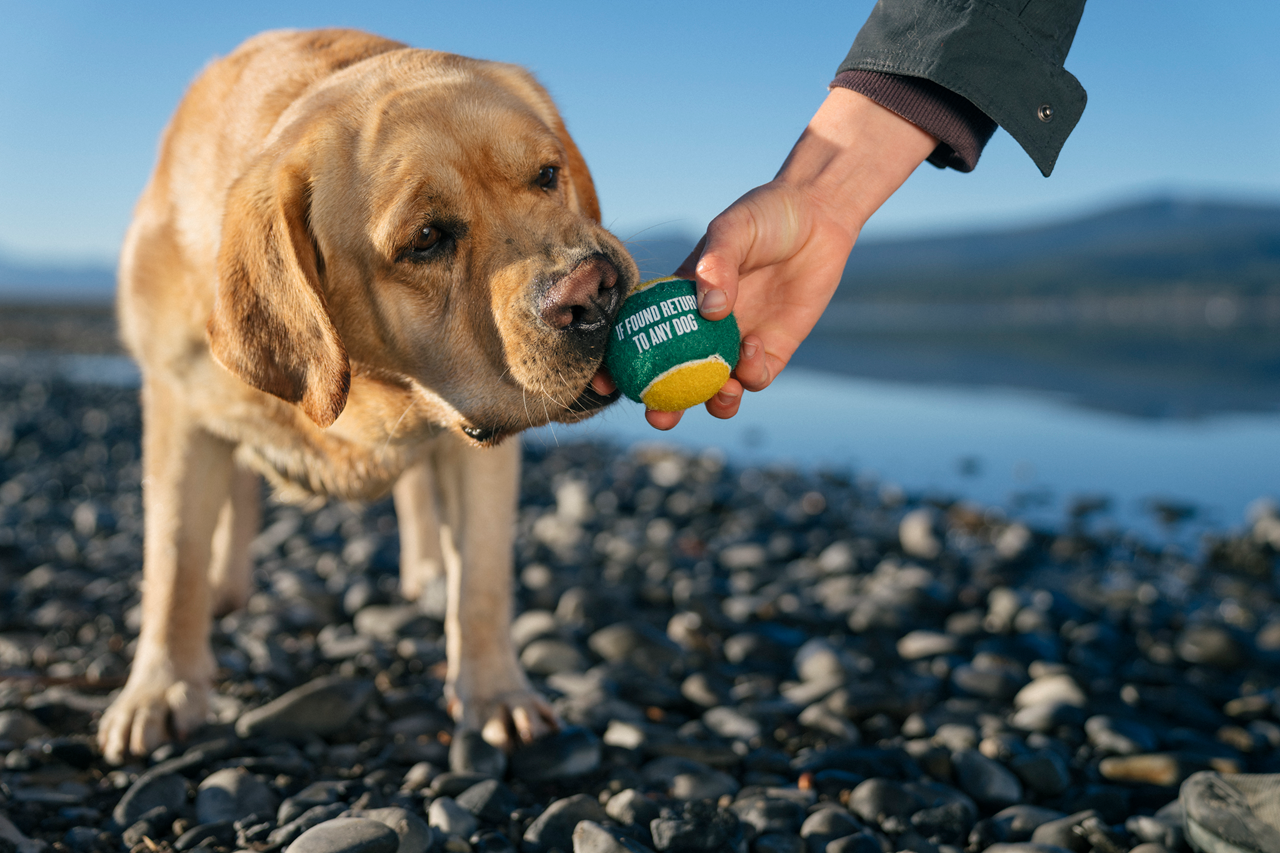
[7,349,1277,545]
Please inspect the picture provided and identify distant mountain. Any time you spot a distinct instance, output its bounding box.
[0,251,116,302]
[835,196,1280,300]
[4,195,1277,304]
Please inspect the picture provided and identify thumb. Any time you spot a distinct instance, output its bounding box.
[685,204,757,322]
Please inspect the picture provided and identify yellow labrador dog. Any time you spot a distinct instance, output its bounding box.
[98,28,635,763]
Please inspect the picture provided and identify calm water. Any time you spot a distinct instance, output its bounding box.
[532,368,1280,543]
[10,351,1278,543]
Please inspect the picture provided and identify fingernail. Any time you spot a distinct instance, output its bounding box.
[698,289,727,314]
[741,340,758,360]
[715,388,739,406]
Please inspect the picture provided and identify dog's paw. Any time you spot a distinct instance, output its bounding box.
[450,682,560,751]
[97,666,211,764]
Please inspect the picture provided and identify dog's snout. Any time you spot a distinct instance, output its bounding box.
[539,255,620,333]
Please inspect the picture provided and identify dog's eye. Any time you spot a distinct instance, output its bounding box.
[537,166,559,190]
[412,225,445,253]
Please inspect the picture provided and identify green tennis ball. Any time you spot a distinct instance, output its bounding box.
[605,276,740,412]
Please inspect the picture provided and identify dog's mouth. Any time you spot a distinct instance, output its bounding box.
[567,368,621,415]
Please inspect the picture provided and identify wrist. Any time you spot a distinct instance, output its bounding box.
[774,87,936,237]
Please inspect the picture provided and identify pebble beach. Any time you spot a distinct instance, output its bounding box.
[2,374,1279,853]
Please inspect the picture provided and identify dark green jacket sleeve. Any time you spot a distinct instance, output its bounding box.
[839,0,1088,176]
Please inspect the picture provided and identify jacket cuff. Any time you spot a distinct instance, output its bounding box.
[831,69,997,173]
[838,0,1087,176]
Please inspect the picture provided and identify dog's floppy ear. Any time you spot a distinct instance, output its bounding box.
[208,146,350,428]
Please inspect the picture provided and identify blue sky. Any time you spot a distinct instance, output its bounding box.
[2,0,1278,266]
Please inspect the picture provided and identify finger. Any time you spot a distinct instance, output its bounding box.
[674,235,706,279]
[645,408,683,430]
[692,209,756,321]
[590,368,616,396]
[733,334,773,392]
[705,377,743,419]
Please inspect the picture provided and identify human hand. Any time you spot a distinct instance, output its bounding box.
[644,88,937,430]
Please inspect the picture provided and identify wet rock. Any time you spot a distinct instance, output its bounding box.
[287,818,400,853]
[1175,623,1243,668]
[846,778,924,825]
[455,778,518,823]
[523,794,610,853]
[449,729,507,777]
[510,726,601,780]
[1013,675,1086,709]
[112,772,188,828]
[649,801,743,853]
[345,807,434,853]
[896,630,959,661]
[703,706,763,741]
[731,795,807,835]
[1084,715,1159,755]
[196,766,278,824]
[1009,750,1071,797]
[798,808,862,853]
[521,638,589,674]
[235,675,375,738]
[572,821,655,853]
[670,767,740,801]
[952,750,1022,809]
[428,798,478,837]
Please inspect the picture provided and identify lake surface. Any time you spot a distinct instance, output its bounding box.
[533,367,1280,544]
[7,350,1277,545]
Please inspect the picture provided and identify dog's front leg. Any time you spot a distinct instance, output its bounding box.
[98,380,232,763]
[436,435,558,749]
[393,458,446,602]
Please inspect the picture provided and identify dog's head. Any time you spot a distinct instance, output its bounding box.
[207,48,636,445]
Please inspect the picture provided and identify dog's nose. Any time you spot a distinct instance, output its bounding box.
[539,255,620,333]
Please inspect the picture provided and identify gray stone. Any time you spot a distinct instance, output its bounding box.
[982,845,1075,853]
[524,794,609,853]
[511,610,560,650]
[521,638,588,675]
[196,766,279,824]
[606,788,663,830]
[455,778,518,823]
[952,750,1023,809]
[1084,715,1159,755]
[1176,624,1243,668]
[271,804,349,848]
[279,781,350,825]
[353,604,433,643]
[588,622,681,675]
[345,808,434,853]
[1013,675,1086,709]
[1009,750,1072,797]
[572,821,655,853]
[799,808,862,853]
[235,675,375,738]
[649,801,743,852]
[703,706,763,741]
[112,772,188,828]
[510,726,601,780]
[731,795,807,835]
[286,818,399,853]
[0,709,48,744]
[847,778,924,824]
[1029,810,1099,852]
[990,805,1067,841]
[449,729,507,777]
[824,834,880,853]
[753,833,805,853]
[427,797,478,838]
[896,630,959,660]
[174,820,236,851]
[900,507,942,559]
[670,768,740,801]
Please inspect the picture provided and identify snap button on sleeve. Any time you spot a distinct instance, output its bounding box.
[1037,103,1054,122]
